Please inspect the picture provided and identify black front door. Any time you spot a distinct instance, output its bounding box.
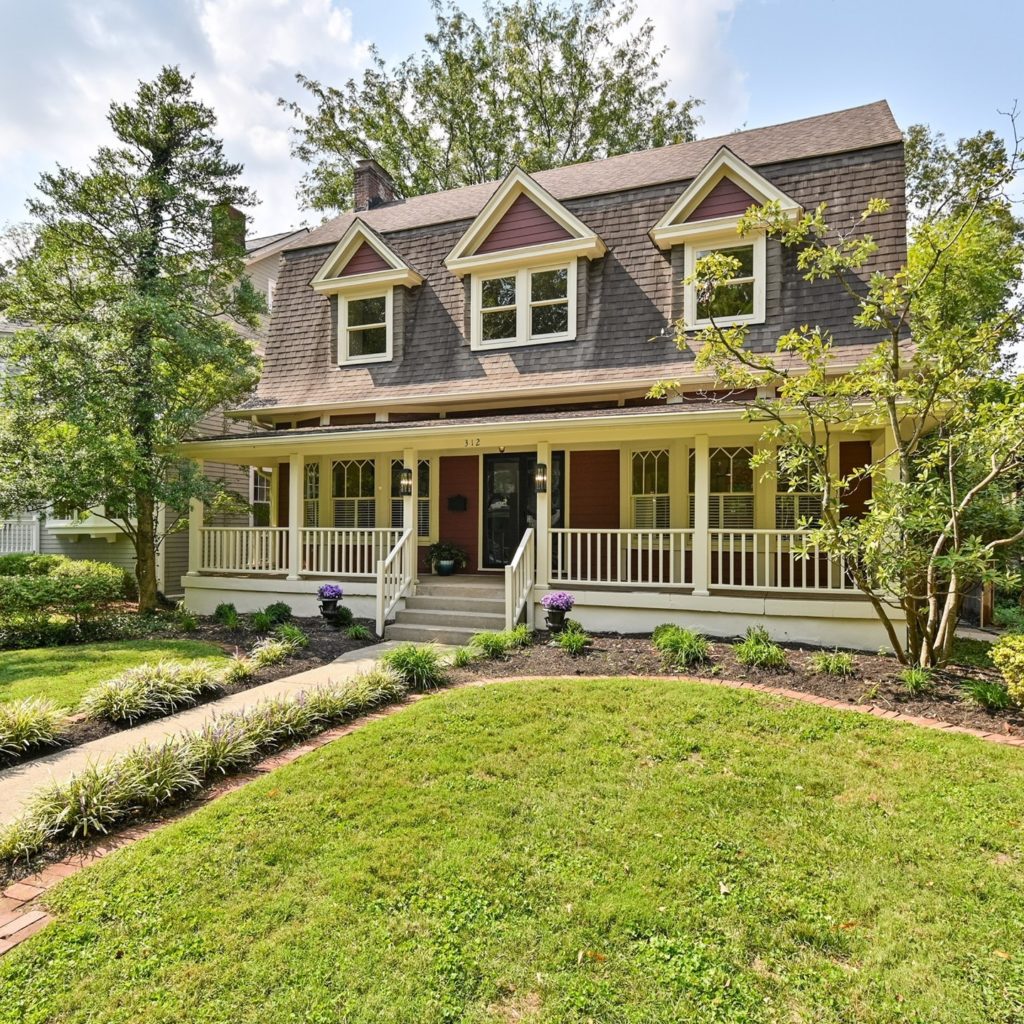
[482,452,564,568]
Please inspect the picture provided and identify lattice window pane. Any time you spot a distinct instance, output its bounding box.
[631,450,670,529]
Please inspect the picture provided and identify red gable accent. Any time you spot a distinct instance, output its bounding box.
[474,193,573,255]
[340,241,391,276]
[686,176,758,222]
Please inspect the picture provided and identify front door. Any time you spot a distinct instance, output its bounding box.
[482,452,563,568]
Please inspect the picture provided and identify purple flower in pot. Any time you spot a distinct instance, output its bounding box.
[318,583,344,615]
[540,590,575,632]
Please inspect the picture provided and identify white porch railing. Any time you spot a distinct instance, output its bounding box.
[376,528,415,635]
[504,528,535,630]
[198,527,289,574]
[0,518,40,555]
[708,530,857,592]
[550,529,695,588]
[301,528,403,577]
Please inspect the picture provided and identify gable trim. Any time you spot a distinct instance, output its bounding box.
[445,166,606,275]
[311,219,423,294]
[649,147,802,250]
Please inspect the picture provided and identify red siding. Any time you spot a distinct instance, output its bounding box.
[687,176,757,222]
[569,450,620,529]
[439,456,480,570]
[339,241,390,276]
[474,193,573,254]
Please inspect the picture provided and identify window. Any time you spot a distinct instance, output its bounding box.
[683,234,766,329]
[251,470,271,527]
[473,263,576,349]
[338,290,392,364]
[267,279,276,311]
[332,459,375,528]
[632,450,670,529]
[303,462,320,527]
[774,452,822,529]
[390,459,431,538]
[689,446,754,529]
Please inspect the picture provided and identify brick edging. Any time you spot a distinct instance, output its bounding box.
[2,673,1021,957]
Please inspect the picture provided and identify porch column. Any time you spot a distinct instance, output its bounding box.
[535,441,550,587]
[402,447,419,536]
[287,453,302,580]
[186,460,204,576]
[691,435,710,596]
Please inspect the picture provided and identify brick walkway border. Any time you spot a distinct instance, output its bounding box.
[2,673,1022,957]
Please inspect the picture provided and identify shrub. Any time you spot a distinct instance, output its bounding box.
[562,618,586,636]
[899,666,934,695]
[994,604,1024,633]
[470,630,513,659]
[0,611,159,651]
[735,627,789,670]
[250,611,273,632]
[79,660,223,724]
[811,650,856,677]
[451,645,474,668]
[507,623,533,648]
[331,605,354,627]
[222,653,256,685]
[379,642,447,691]
[0,553,65,577]
[652,622,679,644]
[653,626,711,669]
[249,638,294,670]
[961,678,1012,712]
[174,603,198,633]
[186,719,258,777]
[346,623,373,641]
[0,559,128,621]
[263,601,293,625]
[213,602,238,625]
[274,623,309,650]
[0,698,67,759]
[992,633,1024,705]
[556,628,589,657]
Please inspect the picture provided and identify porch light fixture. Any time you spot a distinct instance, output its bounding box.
[399,467,414,496]
[534,462,548,494]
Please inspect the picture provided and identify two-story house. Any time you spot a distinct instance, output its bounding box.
[178,101,908,649]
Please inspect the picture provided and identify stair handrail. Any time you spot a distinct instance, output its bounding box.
[375,527,415,636]
[504,527,536,630]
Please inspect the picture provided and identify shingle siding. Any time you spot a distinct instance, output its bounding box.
[252,140,906,412]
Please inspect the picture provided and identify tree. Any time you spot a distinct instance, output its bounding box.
[0,67,262,613]
[654,117,1024,667]
[282,0,701,213]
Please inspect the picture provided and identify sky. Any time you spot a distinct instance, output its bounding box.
[0,0,1021,238]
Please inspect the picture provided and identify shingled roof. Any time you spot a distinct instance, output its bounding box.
[290,101,901,252]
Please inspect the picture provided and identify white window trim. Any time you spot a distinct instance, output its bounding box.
[267,278,276,311]
[683,231,766,330]
[470,260,577,351]
[338,286,393,365]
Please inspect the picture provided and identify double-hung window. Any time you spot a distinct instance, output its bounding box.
[632,450,670,529]
[683,235,766,329]
[338,290,392,364]
[332,459,376,528]
[390,459,431,538]
[251,470,271,527]
[474,263,575,349]
[774,451,823,530]
[689,446,754,529]
[303,462,320,527]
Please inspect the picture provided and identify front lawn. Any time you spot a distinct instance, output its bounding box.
[0,640,230,710]
[2,678,1023,1022]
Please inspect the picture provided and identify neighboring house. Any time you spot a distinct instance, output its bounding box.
[0,225,308,596]
[177,100,908,648]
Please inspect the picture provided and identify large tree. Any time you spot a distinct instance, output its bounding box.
[656,118,1024,667]
[0,67,262,613]
[282,0,701,213]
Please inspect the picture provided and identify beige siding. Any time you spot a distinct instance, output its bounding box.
[39,529,137,571]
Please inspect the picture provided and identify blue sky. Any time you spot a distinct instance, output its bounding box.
[0,0,1021,237]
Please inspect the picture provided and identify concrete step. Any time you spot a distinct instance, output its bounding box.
[405,595,506,615]
[384,623,481,645]
[415,580,504,600]
[396,608,506,629]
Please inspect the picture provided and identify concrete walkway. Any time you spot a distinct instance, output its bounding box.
[0,642,410,827]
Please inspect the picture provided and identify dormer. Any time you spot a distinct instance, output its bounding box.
[650,148,801,330]
[445,168,606,350]
[311,220,422,366]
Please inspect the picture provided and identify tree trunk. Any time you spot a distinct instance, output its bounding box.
[135,490,159,614]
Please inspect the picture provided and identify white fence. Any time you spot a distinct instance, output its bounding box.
[375,529,415,634]
[708,530,857,592]
[198,527,289,574]
[301,528,403,577]
[0,518,40,555]
[504,528,535,629]
[550,529,695,588]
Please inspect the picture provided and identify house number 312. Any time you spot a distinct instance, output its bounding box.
[463,437,481,448]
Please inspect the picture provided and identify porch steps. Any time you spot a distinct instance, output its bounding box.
[385,577,507,645]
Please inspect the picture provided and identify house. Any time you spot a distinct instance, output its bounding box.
[0,225,309,596]
[178,101,908,649]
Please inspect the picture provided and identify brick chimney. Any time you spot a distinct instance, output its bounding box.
[354,159,397,212]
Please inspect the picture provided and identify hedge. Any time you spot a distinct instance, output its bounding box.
[0,559,130,620]
[992,633,1024,706]
[0,554,65,577]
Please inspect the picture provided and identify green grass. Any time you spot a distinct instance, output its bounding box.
[0,640,229,710]
[3,679,1024,1022]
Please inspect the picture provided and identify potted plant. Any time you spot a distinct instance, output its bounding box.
[426,541,468,576]
[541,591,575,632]
[317,583,344,616]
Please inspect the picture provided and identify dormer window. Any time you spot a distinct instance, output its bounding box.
[684,236,765,329]
[340,290,392,363]
[473,262,576,349]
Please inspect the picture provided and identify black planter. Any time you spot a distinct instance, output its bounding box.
[319,598,339,616]
[544,609,567,632]
[436,559,456,576]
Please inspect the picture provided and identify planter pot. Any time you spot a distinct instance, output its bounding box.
[319,599,339,616]
[544,609,567,632]
[436,559,456,576]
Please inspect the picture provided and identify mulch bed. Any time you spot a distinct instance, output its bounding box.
[0,616,378,770]
[449,631,1024,736]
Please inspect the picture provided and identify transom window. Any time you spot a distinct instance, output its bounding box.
[390,459,431,539]
[338,290,392,364]
[332,459,376,528]
[683,235,766,329]
[689,446,754,528]
[303,462,320,527]
[473,263,575,349]
[632,450,670,529]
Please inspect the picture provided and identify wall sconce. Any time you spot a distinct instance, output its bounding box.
[399,467,413,496]
[534,461,548,494]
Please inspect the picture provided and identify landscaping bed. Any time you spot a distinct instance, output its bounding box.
[449,629,1024,735]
